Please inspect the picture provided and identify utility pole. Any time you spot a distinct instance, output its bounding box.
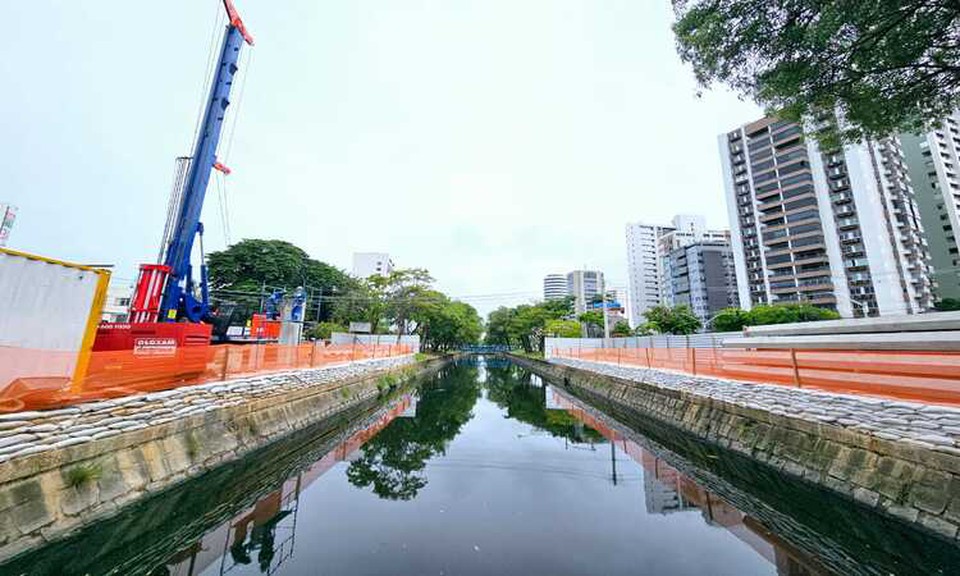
[602,275,610,339]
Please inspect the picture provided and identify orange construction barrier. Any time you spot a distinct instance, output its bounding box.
[556,346,960,405]
[0,341,413,413]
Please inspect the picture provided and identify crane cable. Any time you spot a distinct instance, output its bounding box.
[214,24,256,249]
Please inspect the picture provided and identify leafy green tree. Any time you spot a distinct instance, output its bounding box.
[484,306,515,346]
[304,321,346,340]
[710,307,751,332]
[414,293,483,352]
[611,320,632,337]
[673,1,960,142]
[544,319,581,338]
[935,298,960,311]
[206,239,354,322]
[747,303,839,325]
[643,305,702,335]
[485,298,575,351]
[577,310,604,334]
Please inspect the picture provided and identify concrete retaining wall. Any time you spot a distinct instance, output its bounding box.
[510,355,960,542]
[0,355,451,560]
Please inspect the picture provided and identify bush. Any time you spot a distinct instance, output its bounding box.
[711,304,840,332]
[305,321,346,340]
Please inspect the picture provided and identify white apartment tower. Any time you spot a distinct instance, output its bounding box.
[625,215,727,326]
[542,274,569,301]
[720,116,934,317]
[352,252,394,279]
[567,270,605,314]
[900,112,960,301]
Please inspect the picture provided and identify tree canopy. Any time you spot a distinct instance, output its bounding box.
[206,239,354,323]
[485,297,575,352]
[642,305,702,335]
[673,1,960,142]
[331,269,483,351]
[710,304,841,332]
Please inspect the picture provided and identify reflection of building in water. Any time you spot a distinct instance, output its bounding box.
[151,395,414,576]
[549,387,825,576]
[641,451,698,515]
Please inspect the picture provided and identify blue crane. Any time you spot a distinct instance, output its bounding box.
[156,0,254,323]
[95,1,254,352]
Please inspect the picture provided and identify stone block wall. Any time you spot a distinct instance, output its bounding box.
[0,355,449,560]
[511,355,960,542]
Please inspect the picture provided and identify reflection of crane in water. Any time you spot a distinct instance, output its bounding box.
[152,395,414,576]
[218,476,301,575]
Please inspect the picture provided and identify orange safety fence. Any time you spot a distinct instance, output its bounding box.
[555,347,960,405]
[0,342,414,413]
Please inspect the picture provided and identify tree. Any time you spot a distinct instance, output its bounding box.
[577,311,604,330]
[643,305,702,335]
[611,320,632,337]
[206,239,354,323]
[936,298,960,311]
[304,321,345,341]
[332,268,434,334]
[673,1,960,142]
[413,293,483,352]
[747,303,839,325]
[544,319,581,338]
[710,307,751,332]
[485,299,573,352]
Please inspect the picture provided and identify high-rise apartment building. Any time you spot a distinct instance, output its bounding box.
[662,240,739,326]
[625,215,728,326]
[542,274,569,301]
[352,252,394,279]
[567,270,604,314]
[720,116,934,317]
[900,112,960,301]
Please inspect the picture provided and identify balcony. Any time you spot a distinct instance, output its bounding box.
[835,205,856,218]
[837,217,860,230]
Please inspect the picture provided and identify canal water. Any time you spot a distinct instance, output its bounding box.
[3,358,959,575]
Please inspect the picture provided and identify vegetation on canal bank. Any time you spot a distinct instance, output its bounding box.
[206,238,482,351]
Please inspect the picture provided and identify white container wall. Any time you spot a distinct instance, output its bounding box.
[0,248,109,388]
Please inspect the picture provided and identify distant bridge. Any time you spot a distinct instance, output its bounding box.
[460,345,511,354]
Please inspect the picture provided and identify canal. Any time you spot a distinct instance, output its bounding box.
[3,358,958,575]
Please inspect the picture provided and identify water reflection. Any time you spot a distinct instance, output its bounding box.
[146,396,417,576]
[5,359,957,576]
[346,364,480,500]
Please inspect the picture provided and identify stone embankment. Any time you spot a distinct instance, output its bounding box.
[514,355,960,542]
[0,354,436,560]
[0,356,411,464]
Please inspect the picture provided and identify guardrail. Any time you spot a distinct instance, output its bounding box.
[0,342,414,413]
[554,346,960,405]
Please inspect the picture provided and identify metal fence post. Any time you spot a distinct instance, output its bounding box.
[790,348,802,388]
[220,347,231,381]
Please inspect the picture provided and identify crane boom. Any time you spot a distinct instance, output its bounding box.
[156,0,253,323]
[94,0,255,354]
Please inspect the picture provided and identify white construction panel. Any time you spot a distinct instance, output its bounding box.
[0,250,102,351]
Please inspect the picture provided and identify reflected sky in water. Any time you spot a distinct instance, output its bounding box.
[177,361,786,576]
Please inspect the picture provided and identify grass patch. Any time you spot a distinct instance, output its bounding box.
[186,432,201,460]
[414,352,431,362]
[65,463,102,489]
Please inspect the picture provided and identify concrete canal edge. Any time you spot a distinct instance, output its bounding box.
[0,354,455,560]
[508,354,960,542]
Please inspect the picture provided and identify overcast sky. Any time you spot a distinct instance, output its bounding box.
[2,0,760,317]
